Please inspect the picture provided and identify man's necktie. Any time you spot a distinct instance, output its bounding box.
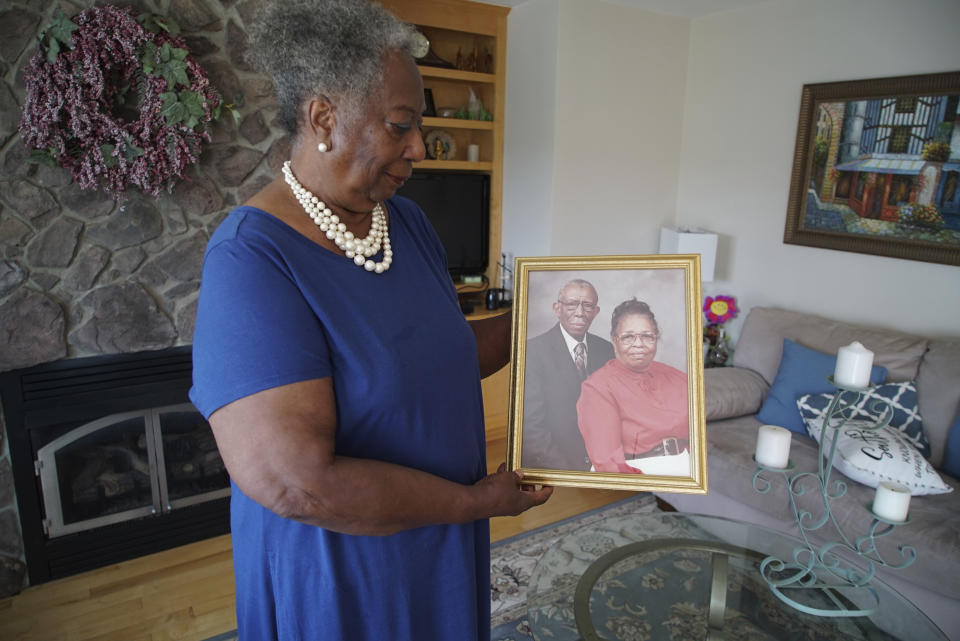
[574,342,586,379]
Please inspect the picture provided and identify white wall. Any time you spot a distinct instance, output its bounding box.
[502,0,559,260]
[551,0,690,256]
[503,0,690,259]
[503,0,960,340]
[675,0,960,339]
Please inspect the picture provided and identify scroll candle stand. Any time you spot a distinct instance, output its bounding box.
[751,351,917,617]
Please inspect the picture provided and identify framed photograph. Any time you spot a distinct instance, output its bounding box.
[505,255,708,494]
[783,70,960,266]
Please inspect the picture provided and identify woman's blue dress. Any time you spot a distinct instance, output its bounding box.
[190,198,490,640]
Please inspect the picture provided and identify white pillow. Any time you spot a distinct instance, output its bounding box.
[802,415,952,496]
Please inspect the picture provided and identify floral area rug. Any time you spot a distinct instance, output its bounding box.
[509,510,900,641]
[202,494,892,641]
[491,493,658,641]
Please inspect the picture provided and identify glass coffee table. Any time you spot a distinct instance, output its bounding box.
[526,512,946,641]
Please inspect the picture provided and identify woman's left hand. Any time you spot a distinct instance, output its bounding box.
[471,463,553,517]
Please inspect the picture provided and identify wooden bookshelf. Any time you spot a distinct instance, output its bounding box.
[381,0,508,288]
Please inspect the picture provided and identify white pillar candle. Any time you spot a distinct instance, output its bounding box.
[872,482,911,522]
[834,341,874,388]
[755,425,792,469]
[467,144,480,162]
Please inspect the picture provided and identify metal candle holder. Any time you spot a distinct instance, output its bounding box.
[752,377,916,617]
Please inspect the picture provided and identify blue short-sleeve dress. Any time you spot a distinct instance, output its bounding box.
[190,197,490,641]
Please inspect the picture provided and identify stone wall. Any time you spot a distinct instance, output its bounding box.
[0,0,284,596]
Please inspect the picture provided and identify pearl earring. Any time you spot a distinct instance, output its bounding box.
[318,142,329,153]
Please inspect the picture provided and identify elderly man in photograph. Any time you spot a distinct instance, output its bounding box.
[521,279,616,470]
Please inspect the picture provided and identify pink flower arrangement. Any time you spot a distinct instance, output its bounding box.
[704,295,738,325]
[18,5,227,198]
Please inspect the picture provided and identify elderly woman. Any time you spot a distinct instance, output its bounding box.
[189,1,551,639]
[576,298,689,474]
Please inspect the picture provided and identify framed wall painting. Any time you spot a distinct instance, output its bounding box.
[783,70,960,266]
[505,255,708,494]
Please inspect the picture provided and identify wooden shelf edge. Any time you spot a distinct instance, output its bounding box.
[415,160,493,170]
[423,117,494,130]
[418,65,496,84]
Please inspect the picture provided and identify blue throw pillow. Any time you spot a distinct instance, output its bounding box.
[755,339,888,435]
[795,381,930,459]
[943,411,960,479]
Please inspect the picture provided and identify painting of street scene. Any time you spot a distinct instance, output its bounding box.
[785,72,960,266]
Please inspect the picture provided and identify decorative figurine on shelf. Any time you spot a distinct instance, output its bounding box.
[455,46,493,73]
[703,295,738,367]
[418,46,455,69]
[424,130,456,160]
[468,88,482,120]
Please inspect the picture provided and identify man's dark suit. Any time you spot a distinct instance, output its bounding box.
[521,323,615,470]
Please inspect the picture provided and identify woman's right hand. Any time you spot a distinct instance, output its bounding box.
[472,463,553,518]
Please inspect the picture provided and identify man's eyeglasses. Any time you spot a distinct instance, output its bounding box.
[616,332,659,346]
[557,298,597,313]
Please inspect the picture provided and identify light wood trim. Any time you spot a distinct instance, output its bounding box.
[414,159,493,171]
[488,9,507,290]
[423,116,494,130]
[418,66,496,84]
[382,0,508,35]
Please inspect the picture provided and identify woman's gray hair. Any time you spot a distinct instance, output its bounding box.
[247,0,421,134]
[610,298,659,338]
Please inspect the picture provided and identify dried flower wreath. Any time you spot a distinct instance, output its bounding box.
[19,5,233,198]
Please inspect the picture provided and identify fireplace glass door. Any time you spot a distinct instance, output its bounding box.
[157,405,230,508]
[36,403,229,538]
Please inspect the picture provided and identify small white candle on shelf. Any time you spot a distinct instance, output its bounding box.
[834,341,874,388]
[755,425,792,469]
[872,482,911,522]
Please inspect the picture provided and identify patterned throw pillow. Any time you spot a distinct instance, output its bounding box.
[795,381,930,459]
[799,418,951,496]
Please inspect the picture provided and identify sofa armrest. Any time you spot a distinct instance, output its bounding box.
[704,367,769,421]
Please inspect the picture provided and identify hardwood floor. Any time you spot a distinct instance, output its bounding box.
[0,438,634,641]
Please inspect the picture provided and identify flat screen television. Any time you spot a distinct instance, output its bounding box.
[395,171,490,278]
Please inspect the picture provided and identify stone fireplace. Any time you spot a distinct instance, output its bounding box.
[0,0,287,597]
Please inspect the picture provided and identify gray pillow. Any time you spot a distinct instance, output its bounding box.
[704,367,769,421]
[732,307,928,384]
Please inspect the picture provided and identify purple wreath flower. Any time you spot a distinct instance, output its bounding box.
[18,5,224,198]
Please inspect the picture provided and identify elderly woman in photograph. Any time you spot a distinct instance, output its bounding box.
[189,1,551,639]
[577,298,690,474]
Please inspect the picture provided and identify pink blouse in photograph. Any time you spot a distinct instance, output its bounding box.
[577,358,688,473]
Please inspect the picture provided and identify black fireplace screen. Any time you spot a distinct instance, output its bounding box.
[1,346,232,584]
[39,403,229,538]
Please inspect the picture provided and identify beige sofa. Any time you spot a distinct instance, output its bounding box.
[657,307,960,637]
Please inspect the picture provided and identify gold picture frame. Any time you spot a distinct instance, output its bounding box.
[783,70,960,266]
[505,255,708,494]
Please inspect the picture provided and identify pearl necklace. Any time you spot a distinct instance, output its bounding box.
[282,160,393,273]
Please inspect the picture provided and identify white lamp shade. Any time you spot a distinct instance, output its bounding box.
[659,227,718,282]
